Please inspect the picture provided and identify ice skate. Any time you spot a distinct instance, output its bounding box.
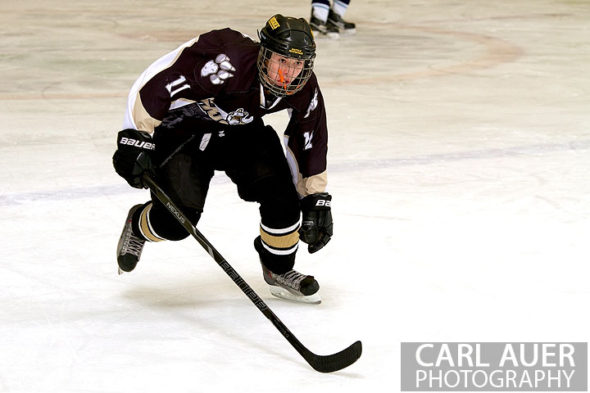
[261,264,321,304]
[327,9,356,35]
[116,204,145,274]
[310,14,340,39]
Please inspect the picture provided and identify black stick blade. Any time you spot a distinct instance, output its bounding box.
[305,340,362,373]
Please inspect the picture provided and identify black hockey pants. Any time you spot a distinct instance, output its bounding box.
[133,121,301,274]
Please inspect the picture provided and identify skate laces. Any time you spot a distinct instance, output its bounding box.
[121,222,145,257]
[275,270,308,290]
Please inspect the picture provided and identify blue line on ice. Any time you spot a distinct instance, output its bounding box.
[1,139,588,206]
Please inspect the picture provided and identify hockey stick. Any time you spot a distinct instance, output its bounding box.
[143,174,362,373]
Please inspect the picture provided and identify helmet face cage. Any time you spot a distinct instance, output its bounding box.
[257,47,315,96]
[257,15,316,97]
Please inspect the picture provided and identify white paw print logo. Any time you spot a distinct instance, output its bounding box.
[200,54,236,85]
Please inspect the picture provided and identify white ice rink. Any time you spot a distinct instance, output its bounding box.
[1,0,589,392]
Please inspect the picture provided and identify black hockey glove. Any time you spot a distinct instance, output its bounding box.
[112,129,155,189]
[299,192,333,253]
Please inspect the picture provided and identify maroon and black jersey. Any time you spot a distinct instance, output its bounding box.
[123,28,328,196]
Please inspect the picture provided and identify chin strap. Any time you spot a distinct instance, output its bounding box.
[259,83,282,109]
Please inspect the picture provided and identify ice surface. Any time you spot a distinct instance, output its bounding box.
[1,0,589,392]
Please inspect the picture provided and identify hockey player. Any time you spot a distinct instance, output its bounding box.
[113,15,333,303]
[309,0,356,38]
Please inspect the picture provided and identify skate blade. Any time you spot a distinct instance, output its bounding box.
[268,285,322,304]
[312,31,340,40]
[320,32,340,40]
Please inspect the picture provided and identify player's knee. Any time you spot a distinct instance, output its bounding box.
[254,177,300,224]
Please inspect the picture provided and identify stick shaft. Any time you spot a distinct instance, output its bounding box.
[144,176,314,355]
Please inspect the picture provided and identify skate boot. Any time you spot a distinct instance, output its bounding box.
[310,13,340,39]
[116,204,146,274]
[261,264,321,304]
[327,9,356,34]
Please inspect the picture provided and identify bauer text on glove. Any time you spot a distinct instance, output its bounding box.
[112,129,155,189]
[299,192,333,253]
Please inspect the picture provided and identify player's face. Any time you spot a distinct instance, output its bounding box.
[266,53,305,89]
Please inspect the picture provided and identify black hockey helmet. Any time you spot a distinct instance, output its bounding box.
[257,15,316,96]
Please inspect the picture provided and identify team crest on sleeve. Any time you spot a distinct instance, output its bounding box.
[201,54,236,85]
[304,88,319,119]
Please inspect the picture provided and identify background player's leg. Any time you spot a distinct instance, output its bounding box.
[310,0,340,38]
[328,0,356,34]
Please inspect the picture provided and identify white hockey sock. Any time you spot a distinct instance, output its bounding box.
[332,0,349,16]
[312,4,329,22]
